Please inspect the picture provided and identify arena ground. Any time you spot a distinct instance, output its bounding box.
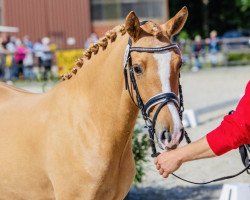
[128,66,250,200]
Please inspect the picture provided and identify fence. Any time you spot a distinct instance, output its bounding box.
[181,37,250,67]
[221,37,250,65]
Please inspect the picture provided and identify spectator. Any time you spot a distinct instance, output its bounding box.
[208,30,220,67]
[23,40,35,80]
[192,35,203,71]
[4,36,17,80]
[23,35,33,50]
[41,37,53,80]
[33,38,44,68]
[14,39,27,79]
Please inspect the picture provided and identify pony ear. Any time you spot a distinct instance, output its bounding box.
[125,11,142,41]
[161,6,188,37]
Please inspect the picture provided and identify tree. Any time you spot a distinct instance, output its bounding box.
[169,0,250,38]
[169,0,203,38]
[236,0,250,11]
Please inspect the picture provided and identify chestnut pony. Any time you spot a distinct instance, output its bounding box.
[0,7,188,200]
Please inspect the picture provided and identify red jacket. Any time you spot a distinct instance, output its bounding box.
[206,81,250,156]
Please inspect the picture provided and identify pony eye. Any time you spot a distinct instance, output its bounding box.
[133,64,143,75]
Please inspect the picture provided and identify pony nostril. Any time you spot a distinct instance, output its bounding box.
[166,132,172,143]
[160,129,172,143]
[160,130,166,141]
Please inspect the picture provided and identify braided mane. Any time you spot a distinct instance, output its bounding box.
[61,24,126,81]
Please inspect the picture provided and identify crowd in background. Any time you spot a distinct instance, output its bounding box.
[189,30,220,71]
[0,35,56,82]
[0,33,100,83]
[0,29,248,82]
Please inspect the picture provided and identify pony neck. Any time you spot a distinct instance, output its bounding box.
[58,33,139,149]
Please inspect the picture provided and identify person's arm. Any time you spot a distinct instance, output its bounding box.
[207,81,250,156]
[155,136,215,178]
[155,81,250,178]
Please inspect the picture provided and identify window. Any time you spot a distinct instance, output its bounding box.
[91,0,167,21]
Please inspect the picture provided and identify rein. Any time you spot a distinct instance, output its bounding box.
[171,111,250,185]
[123,22,250,185]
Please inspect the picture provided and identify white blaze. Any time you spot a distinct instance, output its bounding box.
[153,52,182,144]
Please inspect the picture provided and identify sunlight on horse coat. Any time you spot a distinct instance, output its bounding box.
[0,7,188,200]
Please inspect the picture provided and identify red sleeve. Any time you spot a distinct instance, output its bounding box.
[206,81,250,156]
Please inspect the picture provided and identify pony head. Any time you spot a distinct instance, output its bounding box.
[124,7,188,150]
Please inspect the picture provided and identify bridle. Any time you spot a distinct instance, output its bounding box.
[123,21,250,185]
[123,34,191,158]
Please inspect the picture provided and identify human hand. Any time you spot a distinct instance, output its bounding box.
[154,150,184,178]
[154,136,216,178]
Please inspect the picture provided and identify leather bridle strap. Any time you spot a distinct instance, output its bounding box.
[124,36,188,157]
[143,93,179,117]
[172,163,250,185]
[123,21,191,158]
[171,145,250,185]
[130,44,181,54]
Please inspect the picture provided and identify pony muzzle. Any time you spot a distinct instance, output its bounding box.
[158,128,179,150]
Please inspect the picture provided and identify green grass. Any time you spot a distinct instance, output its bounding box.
[228,52,250,62]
